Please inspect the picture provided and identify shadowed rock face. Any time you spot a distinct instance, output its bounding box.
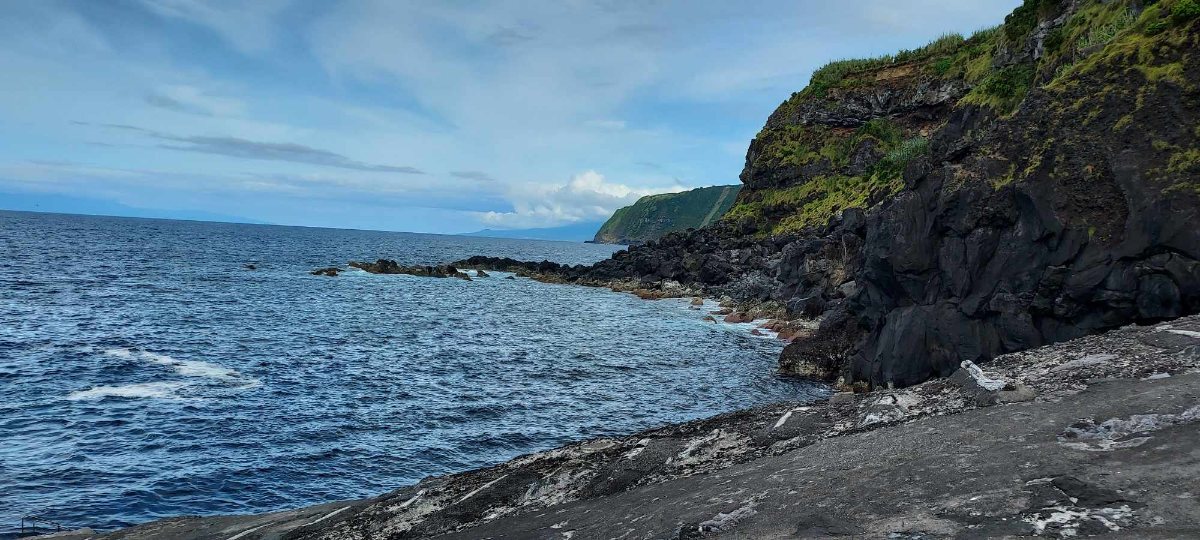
[828,26,1200,387]
[768,1,1200,388]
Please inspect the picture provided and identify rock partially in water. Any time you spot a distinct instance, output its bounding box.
[311,267,341,277]
[349,259,472,280]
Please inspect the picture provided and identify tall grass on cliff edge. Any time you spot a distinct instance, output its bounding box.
[804,32,966,97]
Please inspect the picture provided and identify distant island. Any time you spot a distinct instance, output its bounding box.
[592,185,740,245]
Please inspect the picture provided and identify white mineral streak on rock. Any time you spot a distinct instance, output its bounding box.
[669,429,748,468]
[397,490,425,509]
[457,474,509,504]
[1023,504,1133,536]
[772,406,812,429]
[304,507,349,527]
[1059,405,1200,451]
[961,360,1007,391]
[699,503,757,533]
[225,524,267,540]
[623,438,651,459]
[860,392,923,427]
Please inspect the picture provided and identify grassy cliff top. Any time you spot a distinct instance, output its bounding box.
[724,0,1200,238]
[594,185,741,245]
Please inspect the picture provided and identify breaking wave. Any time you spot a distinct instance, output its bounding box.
[104,347,261,387]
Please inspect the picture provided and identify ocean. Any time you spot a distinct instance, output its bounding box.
[0,211,825,536]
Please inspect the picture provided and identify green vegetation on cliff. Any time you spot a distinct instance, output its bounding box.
[724,0,1200,238]
[727,119,927,235]
[593,185,741,245]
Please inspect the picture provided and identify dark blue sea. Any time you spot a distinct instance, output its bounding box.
[0,211,824,536]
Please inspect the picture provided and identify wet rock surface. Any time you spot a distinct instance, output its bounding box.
[90,316,1200,539]
[348,259,472,280]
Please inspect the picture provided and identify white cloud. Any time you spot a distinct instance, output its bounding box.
[478,170,685,229]
[0,0,1025,233]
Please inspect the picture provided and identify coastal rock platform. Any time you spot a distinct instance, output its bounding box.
[77,316,1200,539]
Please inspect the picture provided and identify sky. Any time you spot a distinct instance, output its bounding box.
[0,0,1021,234]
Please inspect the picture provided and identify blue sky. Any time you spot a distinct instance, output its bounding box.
[0,0,1021,233]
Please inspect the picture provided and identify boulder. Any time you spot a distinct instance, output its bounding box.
[723,313,753,324]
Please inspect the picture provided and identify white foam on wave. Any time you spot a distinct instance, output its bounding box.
[67,348,264,400]
[104,348,257,385]
[713,318,780,340]
[67,381,189,401]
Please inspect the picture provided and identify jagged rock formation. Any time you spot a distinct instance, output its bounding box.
[349,260,472,280]
[592,185,741,245]
[464,0,1200,389]
[784,0,1200,387]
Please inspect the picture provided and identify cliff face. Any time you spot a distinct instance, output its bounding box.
[592,185,741,245]
[788,0,1200,387]
[457,0,1199,389]
[477,0,1200,389]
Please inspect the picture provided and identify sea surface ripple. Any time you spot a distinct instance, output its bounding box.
[0,211,825,535]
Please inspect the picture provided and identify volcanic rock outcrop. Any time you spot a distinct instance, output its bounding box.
[461,0,1200,389]
[349,259,473,280]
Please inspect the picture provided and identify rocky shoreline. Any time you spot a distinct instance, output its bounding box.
[70,3,1200,536]
[310,257,810,344]
[57,314,1200,539]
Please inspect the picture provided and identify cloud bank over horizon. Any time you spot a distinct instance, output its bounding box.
[0,0,1021,233]
[479,170,686,229]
